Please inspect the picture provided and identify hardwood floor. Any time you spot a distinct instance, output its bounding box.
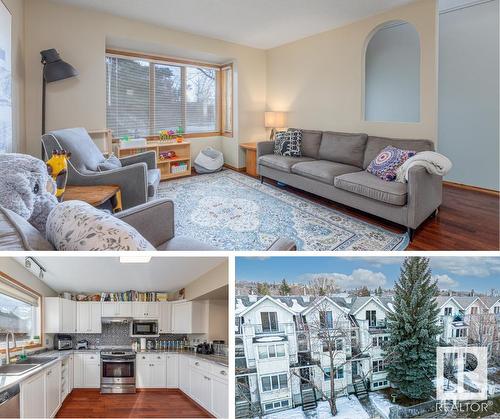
[256,176,499,251]
[56,389,213,418]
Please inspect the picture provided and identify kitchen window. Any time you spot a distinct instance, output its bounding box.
[261,374,288,392]
[106,50,233,138]
[0,272,42,351]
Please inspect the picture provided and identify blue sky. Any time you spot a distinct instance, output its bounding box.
[236,257,500,292]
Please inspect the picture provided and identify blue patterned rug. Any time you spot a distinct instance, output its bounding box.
[157,170,409,251]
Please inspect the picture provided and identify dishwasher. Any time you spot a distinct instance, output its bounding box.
[0,384,20,418]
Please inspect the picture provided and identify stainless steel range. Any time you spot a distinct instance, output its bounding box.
[100,348,136,394]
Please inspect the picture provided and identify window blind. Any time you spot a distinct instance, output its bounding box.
[106,53,220,138]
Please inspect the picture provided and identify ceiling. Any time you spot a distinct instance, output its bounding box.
[14,257,226,293]
[50,0,416,49]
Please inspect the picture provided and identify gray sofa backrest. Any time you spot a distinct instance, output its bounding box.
[318,131,368,168]
[296,129,323,159]
[363,136,435,169]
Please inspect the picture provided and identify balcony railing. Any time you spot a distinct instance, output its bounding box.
[243,323,295,335]
[368,320,387,332]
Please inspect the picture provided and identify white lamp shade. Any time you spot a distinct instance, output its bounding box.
[265,111,287,128]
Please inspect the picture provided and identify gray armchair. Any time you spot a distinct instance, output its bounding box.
[41,128,161,210]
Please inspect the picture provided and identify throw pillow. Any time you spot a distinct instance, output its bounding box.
[366,146,416,181]
[46,201,155,251]
[273,130,302,157]
[97,154,122,171]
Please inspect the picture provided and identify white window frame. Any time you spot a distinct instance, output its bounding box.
[261,373,288,392]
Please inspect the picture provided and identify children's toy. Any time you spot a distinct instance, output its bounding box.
[194,147,224,174]
[46,150,71,201]
[159,151,176,160]
[0,153,58,234]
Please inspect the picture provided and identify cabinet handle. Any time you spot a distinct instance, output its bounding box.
[47,371,51,376]
[142,356,146,359]
[195,362,199,366]
[220,371,227,376]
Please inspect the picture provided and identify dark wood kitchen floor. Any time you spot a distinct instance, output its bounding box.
[56,389,213,418]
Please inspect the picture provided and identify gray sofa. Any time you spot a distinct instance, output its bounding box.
[42,128,160,210]
[257,130,442,238]
[0,201,296,251]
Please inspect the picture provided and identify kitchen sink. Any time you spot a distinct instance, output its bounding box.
[17,356,56,365]
[0,364,39,375]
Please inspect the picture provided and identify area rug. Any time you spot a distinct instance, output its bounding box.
[157,170,409,251]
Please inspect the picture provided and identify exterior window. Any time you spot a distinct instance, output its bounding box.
[373,360,385,373]
[264,400,289,411]
[260,312,278,332]
[444,307,452,316]
[258,346,268,359]
[335,339,343,350]
[470,307,478,315]
[259,344,286,360]
[495,307,499,314]
[262,374,287,392]
[455,328,467,338]
[324,367,344,380]
[324,368,331,380]
[372,336,389,347]
[319,311,333,328]
[366,310,377,327]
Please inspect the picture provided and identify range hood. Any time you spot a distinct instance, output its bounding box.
[101,318,131,324]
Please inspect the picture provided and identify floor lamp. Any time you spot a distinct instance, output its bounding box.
[40,49,78,159]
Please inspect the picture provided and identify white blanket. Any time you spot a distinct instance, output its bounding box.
[396,151,452,183]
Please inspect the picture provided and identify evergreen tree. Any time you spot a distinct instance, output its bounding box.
[385,257,441,400]
[279,279,291,296]
[376,286,383,297]
[257,283,270,296]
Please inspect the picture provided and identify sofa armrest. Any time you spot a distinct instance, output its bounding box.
[120,151,157,170]
[407,166,443,229]
[115,199,174,247]
[267,238,297,251]
[257,141,275,159]
[68,163,148,210]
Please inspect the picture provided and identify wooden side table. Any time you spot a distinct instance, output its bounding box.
[240,142,259,177]
[63,185,123,213]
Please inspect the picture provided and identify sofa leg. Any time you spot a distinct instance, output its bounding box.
[407,227,415,241]
[260,176,264,184]
[432,208,439,218]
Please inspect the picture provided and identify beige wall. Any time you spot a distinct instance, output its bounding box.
[185,261,228,301]
[266,0,438,143]
[208,299,228,343]
[3,0,25,153]
[0,258,57,297]
[24,0,267,167]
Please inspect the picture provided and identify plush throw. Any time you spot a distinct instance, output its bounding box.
[367,146,416,181]
[395,151,453,183]
[97,154,122,171]
[274,129,302,157]
[46,201,154,251]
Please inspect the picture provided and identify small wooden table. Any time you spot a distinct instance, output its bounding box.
[240,142,259,177]
[63,185,123,213]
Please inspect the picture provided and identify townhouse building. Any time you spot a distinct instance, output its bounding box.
[235,294,500,417]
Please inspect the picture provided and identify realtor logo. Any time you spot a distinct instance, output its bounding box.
[436,347,488,401]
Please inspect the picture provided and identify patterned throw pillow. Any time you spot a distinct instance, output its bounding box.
[366,146,416,181]
[273,130,302,157]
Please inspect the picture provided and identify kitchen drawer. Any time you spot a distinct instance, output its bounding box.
[190,358,211,374]
[137,353,166,363]
[211,364,228,381]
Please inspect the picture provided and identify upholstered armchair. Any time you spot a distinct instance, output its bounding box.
[41,128,161,210]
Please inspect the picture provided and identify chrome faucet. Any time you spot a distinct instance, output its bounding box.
[5,331,16,365]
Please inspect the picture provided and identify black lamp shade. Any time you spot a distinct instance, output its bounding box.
[41,49,79,83]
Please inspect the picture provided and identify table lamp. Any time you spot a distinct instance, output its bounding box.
[265,111,287,140]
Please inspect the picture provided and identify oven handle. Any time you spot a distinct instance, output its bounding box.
[101,359,136,363]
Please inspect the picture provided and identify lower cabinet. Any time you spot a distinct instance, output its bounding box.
[211,375,229,418]
[73,352,100,388]
[136,353,166,388]
[178,354,191,394]
[166,353,179,388]
[20,371,45,418]
[45,362,61,418]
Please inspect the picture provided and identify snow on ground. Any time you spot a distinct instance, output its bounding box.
[368,391,397,419]
[262,396,369,419]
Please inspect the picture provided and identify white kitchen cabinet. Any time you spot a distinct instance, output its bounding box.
[136,353,166,388]
[211,375,229,418]
[178,355,191,394]
[165,353,178,388]
[45,361,61,418]
[60,355,72,402]
[101,301,132,317]
[190,365,211,410]
[171,301,208,334]
[77,302,102,333]
[44,297,77,333]
[132,302,159,319]
[20,371,45,418]
[73,352,100,388]
[159,302,172,333]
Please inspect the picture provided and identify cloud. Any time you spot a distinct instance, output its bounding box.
[300,268,387,290]
[342,257,404,268]
[433,274,458,289]
[430,257,500,277]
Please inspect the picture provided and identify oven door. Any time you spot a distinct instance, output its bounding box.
[101,359,135,385]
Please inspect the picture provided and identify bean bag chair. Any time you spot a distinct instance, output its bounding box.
[194,147,224,174]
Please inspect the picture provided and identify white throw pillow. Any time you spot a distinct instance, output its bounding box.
[46,201,155,251]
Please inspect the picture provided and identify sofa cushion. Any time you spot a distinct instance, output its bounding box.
[363,136,434,169]
[291,160,362,185]
[274,130,302,157]
[366,146,416,181]
[0,206,54,251]
[334,171,408,206]
[318,131,368,168]
[147,169,161,197]
[289,129,323,158]
[259,155,314,173]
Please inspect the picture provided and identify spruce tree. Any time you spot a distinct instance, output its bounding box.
[279,279,291,296]
[385,257,441,400]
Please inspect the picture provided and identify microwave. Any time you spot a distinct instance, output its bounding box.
[131,320,159,337]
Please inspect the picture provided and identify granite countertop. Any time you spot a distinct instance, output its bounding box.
[137,350,228,367]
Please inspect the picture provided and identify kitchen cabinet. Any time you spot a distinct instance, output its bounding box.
[165,353,178,388]
[159,302,172,333]
[77,302,102,333]
[101,301,132,318]
[171,301,208,334]
[211,373,229,418]
[20,371,45,418]
[45,361,61,418]
[44,297,77,333]
[178,355,191,394]
[136,353,166,388]
[74,352,100,388]
[132,302,159,319]
[60,356,72,402]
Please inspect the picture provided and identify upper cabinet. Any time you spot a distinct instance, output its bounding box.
[44,297,77,333]
[132,302,160,319]
[171,301,208,334]
[101,301,132,318]
[364,20,420,123]
[159,302,172,333]
[77,302,102,334]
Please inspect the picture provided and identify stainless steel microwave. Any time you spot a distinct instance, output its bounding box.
[130,320,159,337]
